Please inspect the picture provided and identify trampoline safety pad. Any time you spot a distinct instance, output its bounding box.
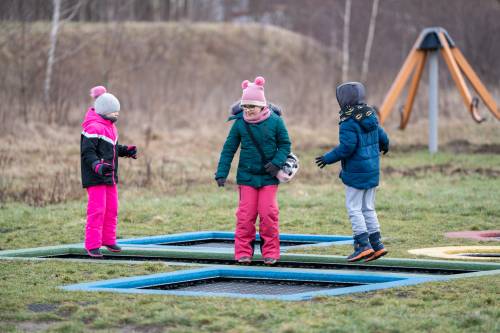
[62,266,433,301]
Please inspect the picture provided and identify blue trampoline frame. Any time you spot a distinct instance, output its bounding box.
[62,266,451,301]
[117,231,353,252]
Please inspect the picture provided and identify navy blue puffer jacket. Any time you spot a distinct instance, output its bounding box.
[322,107,389,189]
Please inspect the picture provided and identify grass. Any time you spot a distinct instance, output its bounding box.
[1,145,500,332]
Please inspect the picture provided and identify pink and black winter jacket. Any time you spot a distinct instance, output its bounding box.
[80,108,129,188]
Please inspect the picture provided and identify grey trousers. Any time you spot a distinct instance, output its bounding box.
[345,185,380,236]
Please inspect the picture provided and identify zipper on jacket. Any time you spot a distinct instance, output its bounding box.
[112,144,116,184]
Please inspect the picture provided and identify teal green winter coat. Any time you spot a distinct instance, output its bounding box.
[215,110,291,188]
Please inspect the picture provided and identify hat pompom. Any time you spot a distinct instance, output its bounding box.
[241,80,250,89]
[90,86,107,99]
[254,76,265,87]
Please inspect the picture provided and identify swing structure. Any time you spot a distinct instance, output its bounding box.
[378,27,500,133]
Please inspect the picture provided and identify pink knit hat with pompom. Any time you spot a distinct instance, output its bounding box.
[241,76,267,107]
[89,86,120,115]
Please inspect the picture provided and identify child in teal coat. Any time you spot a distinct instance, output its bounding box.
[215,76,291,264]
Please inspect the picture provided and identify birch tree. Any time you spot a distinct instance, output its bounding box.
[361,0,380,82]
[43,0,61,103]
[43,0,83,103]
[342,0,351,82]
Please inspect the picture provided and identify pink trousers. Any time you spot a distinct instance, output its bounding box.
[85,185,118,250]
[235,185,280,260]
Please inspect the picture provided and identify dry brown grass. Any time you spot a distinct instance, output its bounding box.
[1,21,499,205]
[1,113,498,206]
[0,22,337,131]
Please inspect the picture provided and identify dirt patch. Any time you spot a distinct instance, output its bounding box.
[27,303,58,313]
[318,139,500,154]
[15,321,58,332]
[119,324,168,333]
[394,291,412,298]
[392,140,500,154]
[383,163,500,178]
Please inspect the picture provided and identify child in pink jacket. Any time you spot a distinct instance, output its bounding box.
[80,86,137,257]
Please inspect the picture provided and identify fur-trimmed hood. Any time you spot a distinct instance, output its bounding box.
[229,101,282,120]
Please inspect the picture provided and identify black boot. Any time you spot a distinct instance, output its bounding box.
[103,244,122,252]
[86,248,103,257]
[365,231,388,262]
[347,232,374,262]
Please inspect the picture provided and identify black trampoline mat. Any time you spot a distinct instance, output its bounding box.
[157,239,316,248]
[138,277,362,295]
[42,254,477,275]
[462,253,500,258]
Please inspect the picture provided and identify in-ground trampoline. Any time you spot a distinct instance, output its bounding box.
[61,264,500,301]
[117,231,353,252]
[59,266,434,301]
[3,242,500,301]
[409,246,500,260]
[445,230,500,242]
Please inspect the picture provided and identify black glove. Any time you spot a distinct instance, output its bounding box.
[216,177,226,187]
[315,156,327,169]
[92,160,114,176]
[126,145,137,159]
[264,162,280,177]
[380,144,389,155]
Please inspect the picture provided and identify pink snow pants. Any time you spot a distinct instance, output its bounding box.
[85,184,118,250]
[235,185,280,260]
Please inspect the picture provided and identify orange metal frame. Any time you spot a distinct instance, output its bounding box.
[379,32,499,128]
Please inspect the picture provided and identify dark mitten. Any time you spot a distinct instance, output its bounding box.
[92,160,114,176]
[216,178,226,187]
[126,145,137,159]
[315,156,327,169]
[380,144,389,155]
[264,162,280,177]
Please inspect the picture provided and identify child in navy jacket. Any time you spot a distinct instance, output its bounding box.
[316,82,389,262]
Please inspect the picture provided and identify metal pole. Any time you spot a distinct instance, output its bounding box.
[428,51,439,153]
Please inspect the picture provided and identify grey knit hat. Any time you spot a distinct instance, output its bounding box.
[94,92,120,115]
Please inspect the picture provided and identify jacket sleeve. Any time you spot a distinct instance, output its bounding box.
[378,126,389,151]
[81,131,100,169]
[215,121,241,179]
[117,144,129,157]
[271,117,291,167]
[322,121,358,164]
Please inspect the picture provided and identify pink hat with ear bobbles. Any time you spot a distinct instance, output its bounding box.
[241,76,267,107]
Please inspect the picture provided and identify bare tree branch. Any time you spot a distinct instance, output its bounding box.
[361,0,379,82]
[60,0,86,22]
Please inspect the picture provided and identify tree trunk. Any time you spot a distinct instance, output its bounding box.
[151,0,161,21]
[361,0,379,82]
[43,0,61,104]
[342,0,351,82]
